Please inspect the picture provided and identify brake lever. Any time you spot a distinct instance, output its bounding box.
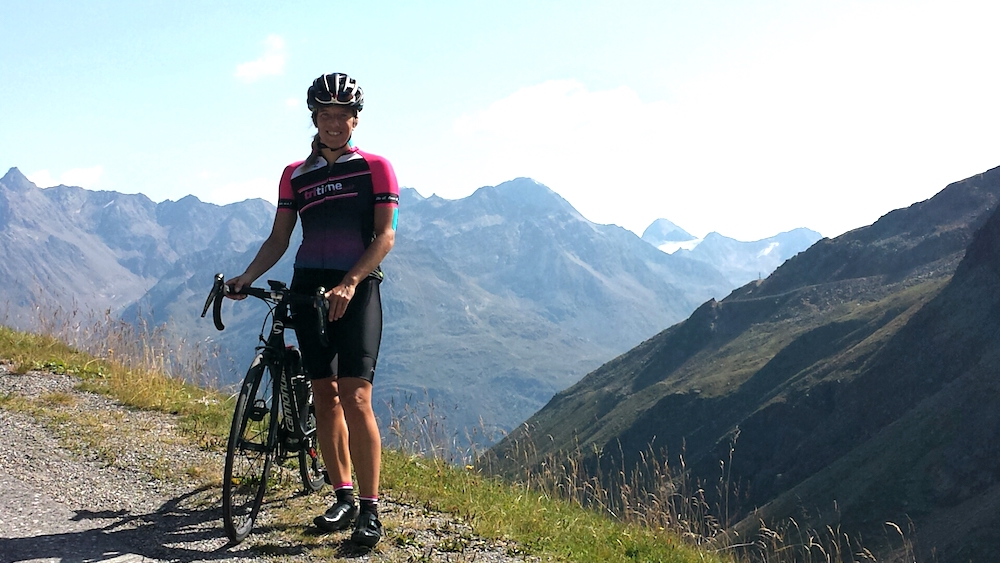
[202,273,223,318]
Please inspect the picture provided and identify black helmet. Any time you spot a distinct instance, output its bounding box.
[307,73,364,112]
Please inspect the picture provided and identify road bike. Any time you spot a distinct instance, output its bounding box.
[202,273,330,543]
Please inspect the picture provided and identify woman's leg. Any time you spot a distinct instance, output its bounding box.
[311,377,360,531]
[337,377,380,498]
[311,377,351,487]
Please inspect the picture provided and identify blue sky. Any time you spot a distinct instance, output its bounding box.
[2,0,999,241]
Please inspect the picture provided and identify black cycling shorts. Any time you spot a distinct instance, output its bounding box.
[290,268,382,383]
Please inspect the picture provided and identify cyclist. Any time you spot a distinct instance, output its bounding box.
[226,72,398,547]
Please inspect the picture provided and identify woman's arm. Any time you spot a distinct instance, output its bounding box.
[325,205,396,320]
[225,211,298,296]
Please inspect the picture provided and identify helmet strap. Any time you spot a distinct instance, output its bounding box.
[318,137,352,159]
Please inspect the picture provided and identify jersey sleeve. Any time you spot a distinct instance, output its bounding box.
[277,162,300,212]
[364,153,400,208]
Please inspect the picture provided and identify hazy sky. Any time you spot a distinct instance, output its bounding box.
[2,1,999,241]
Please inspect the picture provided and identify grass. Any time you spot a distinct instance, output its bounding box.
[381,452,720,563]
[0,315,918,563]
[0,320,721,563]
[244,451,720,562]
[0,323,232,449]
[480,430,921,563]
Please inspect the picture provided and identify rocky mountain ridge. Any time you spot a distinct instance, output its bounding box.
[0,167,274,326]
[641,217,823,286]
[674,228,822,286]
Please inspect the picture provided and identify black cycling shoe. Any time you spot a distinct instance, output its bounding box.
[350,510,383,547]
[313,501,358,532]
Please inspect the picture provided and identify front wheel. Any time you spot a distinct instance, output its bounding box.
[298,442,326,492]
[298,397,326,492]
[222,357,278,543]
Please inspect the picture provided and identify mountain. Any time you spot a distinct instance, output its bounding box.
[0,167,274,328]
[640,218,822,285]
[489,165,1000,562]
[642,218,695,246]
[382,179,791,437]
[0,166,819,451]
[676,228,823,286]
[134,178,740,442]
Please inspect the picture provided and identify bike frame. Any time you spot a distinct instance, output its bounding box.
[204,273,330,440]
[202,273,330,543]
[254,287,313,451]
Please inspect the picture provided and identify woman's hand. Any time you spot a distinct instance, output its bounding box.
[224,274,256,300]
[325,282,356,321]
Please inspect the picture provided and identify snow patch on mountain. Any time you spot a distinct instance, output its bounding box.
[658,239,703,254]
[757,242,780,257]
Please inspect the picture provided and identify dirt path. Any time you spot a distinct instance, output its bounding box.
[0,363,534,563]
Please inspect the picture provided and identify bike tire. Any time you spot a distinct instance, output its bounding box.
[222,356,278,543]
[298,396,326,492]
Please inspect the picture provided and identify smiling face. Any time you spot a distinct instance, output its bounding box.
[313,106,359,149]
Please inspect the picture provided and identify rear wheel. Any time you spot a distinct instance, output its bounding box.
[222,357,278,543]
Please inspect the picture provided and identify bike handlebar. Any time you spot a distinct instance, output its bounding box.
[201,273,330,346]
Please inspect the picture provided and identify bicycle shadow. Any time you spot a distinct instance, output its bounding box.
[0,486,294,563]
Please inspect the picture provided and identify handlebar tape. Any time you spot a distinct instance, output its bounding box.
[213,288,226,331]
[316,287,329,348]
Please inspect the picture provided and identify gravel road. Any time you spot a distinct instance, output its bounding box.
[0,363,534,563]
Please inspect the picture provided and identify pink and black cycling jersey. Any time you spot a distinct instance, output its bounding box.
[277,147,399,278]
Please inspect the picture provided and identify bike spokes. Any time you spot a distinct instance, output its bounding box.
[222,361,277,542]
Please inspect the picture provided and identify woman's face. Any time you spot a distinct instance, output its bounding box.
[314,107,359,148]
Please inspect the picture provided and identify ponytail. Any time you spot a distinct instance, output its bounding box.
[303,133,322,169]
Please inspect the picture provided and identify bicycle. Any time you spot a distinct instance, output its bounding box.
[201,272,330,543]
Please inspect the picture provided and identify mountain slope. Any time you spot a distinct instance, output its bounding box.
[745,209,1000,561]
[382,180,736,434]
[0,168,148,321]
[490,165,1000,562]
[397,179,734,350]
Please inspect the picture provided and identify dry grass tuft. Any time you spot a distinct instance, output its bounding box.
[480,424,921,563]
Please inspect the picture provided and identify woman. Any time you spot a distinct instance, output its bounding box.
[226,72,398,547]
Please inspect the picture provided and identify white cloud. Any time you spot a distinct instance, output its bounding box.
[446,81,692,234]
[27,166,104,188]
[235,34,286,83]
[205,177,276,205]
[454,80,645,140]
[441,2,1000,241]
[285,97,301,108]
[61,166,104,188]
[26,170,55,188]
